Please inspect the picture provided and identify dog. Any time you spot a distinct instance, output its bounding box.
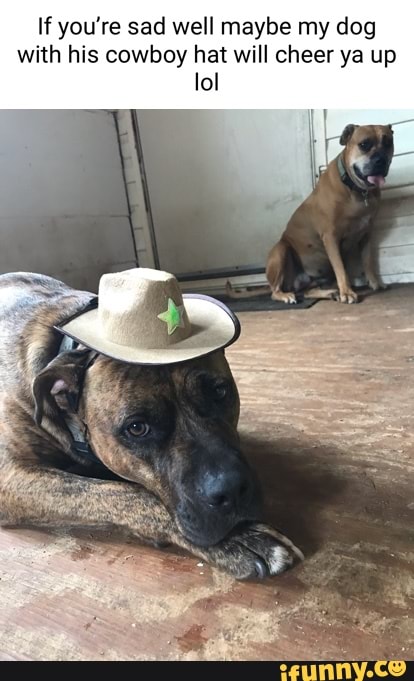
[0,272,303,580]
[227,124,394,304]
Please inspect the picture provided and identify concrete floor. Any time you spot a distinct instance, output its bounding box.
[0,285,413,660]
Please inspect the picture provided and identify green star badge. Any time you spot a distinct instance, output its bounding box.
[157,298,186,335]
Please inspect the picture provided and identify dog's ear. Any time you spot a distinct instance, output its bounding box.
[340,124,358,146]
[32,348,95,428]
[388,124,394,135]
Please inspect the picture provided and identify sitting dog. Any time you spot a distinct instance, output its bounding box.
[0,269,303,579]
[227,123,394,304]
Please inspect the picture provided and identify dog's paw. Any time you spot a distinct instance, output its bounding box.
[368,279,388,292]
[205,523,304,580]
[335,289,359,304]
[272,291,297,305]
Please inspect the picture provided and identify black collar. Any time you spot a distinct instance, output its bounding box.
[337,155,370,203]
[57,335,101,466]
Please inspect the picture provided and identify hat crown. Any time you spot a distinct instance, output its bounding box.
[98,268,191,349]
[58,267,239,365]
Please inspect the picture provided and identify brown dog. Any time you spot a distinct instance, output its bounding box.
[0,272,303,579]
[228,124,394,304]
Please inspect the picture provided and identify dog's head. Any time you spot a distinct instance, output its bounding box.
[33,349,262,547]
[340,123,394,190]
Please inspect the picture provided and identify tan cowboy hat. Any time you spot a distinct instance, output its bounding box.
[56,268,240,365]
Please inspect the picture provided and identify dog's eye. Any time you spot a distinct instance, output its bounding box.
[358,139,372,152]
[126,422,151,438]
[213,383,228,401]
[196,373,232,407]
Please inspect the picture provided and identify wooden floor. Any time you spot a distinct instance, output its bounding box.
[1,285,413,661]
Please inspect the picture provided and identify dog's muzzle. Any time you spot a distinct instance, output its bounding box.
[366,152,390,177]
[174,450,262,547]
[354,152,391,189]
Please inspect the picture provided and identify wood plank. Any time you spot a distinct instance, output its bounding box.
[377,244,414,275]
[381,272,414,283]
[325,110,414,138]
[374,219,414,249]
[377,195,414,220]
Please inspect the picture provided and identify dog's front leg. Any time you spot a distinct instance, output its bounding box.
[360,232,387,292]
[0,464,302,580]
[322,232,359,304]
[0,464,175,546]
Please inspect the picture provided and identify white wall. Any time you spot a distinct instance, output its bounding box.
[0,110,136,292]
[134,109,313,277]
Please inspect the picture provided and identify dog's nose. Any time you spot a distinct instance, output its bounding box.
[200,468,251,510]
[371,152,388,174]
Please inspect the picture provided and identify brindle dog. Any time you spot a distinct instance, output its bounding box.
[0,272,303,579]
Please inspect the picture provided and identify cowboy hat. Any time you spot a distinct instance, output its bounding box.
[56,268,240,365]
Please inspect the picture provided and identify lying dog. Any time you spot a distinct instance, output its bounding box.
[0,271,303,579]
[228,123,394,304]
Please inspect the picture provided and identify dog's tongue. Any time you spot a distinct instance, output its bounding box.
[367,175,386,188]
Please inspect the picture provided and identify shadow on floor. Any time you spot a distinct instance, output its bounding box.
[241,430,349,558]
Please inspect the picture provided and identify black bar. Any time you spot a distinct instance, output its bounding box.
[176,264,266,283]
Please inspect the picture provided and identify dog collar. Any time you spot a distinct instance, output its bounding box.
[337,155,370,204]
[57,335,101,466]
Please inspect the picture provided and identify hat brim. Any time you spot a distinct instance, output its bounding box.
[56,294,240,365]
